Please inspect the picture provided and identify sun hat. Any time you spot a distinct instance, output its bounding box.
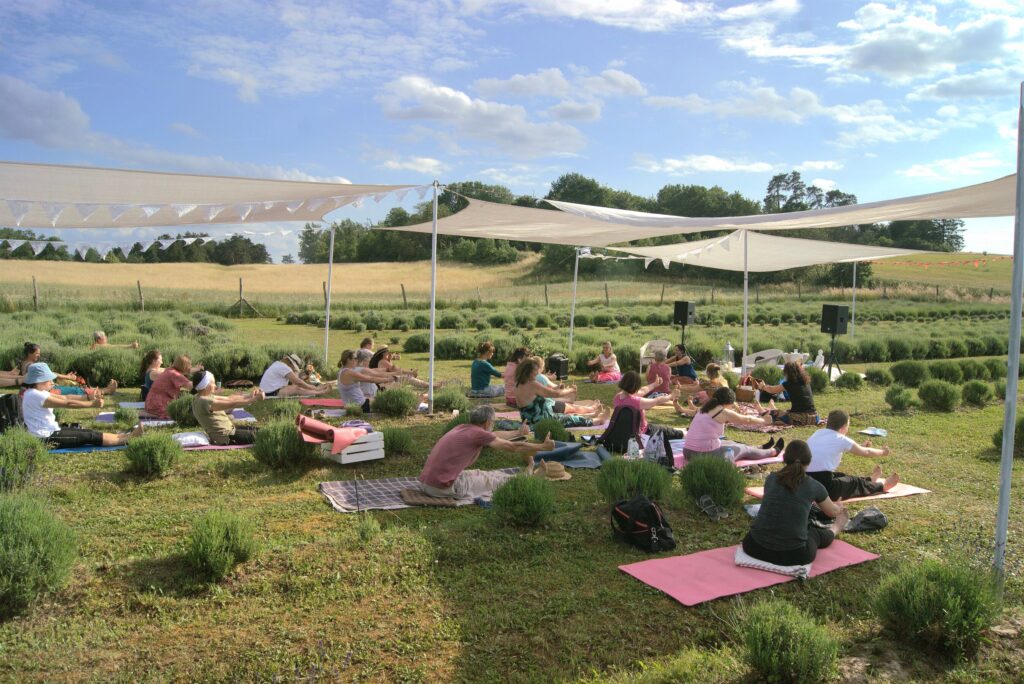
[532,460,572,481]
[285,353,303,370]
[24,362,58,385]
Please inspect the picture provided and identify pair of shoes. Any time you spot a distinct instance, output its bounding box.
[698,494,729,521]
[774,438,785,456]
[760,437,776,450]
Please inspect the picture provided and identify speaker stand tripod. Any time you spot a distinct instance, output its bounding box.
[826,333,843,379]
[680,325,687,349]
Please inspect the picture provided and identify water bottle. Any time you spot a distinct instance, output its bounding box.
[626,437,640,460]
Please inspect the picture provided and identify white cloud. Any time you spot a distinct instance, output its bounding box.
[899,151,1007,180]
[380,155,449,176]
[547,100,602,121]
[645,81,824,124]
[809,177,837,191]
[911,67,1019,100]
[936,105,959,118]
[797,160,843,171]
[169,122,201,138]
[465,0,716,32]
[377,75,586,158]
[718,0,800,22]
[580,69,647,96]
[634,153,775,174]
[474,68,570,98]
[478,164,556,192]
[0,75,349,182]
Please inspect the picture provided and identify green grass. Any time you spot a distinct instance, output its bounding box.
[3,316,1024,681]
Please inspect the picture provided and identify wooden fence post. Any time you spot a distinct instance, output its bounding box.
[935,285,940,301]
[137,280,144,312]
[32,276,38,311]
[401,283,408,307]
[240,278,244,316]
[711,286,715,304]
[990,287,995,300]
[544,283,549,306]
[659,283,665,305]
[797,282,801,300]
[604,282,610,306]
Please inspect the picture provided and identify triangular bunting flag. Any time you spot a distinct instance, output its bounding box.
[416,186,430,199]
[279,230,293,236]
[373,192,389,203]
[28,241,50,255]
[158,239,178,249]
[140,205,163,218]
[172,204,197,218]
[181,238,197,245]
[205,205,228,221]
[6,200,33,225]
[138,240,156,252]
[395,188,411,203]
[73,203,104,221]
[234,204,254,221]
[285,199,305,214]
[644,258,655,269]
[660,258,671,269]
[3,239,25,251]
[108,204,134,222]
[41,202,67,225]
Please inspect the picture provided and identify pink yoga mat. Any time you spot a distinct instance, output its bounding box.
[745,483,931,502]
[299,398,346,408]
[670,441,783,470]
[184,444,250,451]
[295,414,366,455]
[620,540,879,606]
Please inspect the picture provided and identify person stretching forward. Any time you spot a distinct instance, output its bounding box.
[806,410,899,500]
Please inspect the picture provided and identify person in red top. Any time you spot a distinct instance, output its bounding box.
[419,405,555,499]
[645,349,673,395]
[144,355,201,419]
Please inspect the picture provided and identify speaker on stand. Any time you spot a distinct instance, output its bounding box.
[674,301,696,348]
[820,304,849,378]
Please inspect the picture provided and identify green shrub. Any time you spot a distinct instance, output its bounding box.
[372,387,419,417]
[928,360,964,384]
[864,368,893,386]
[491,475,555,527]
[487,312,515,328]
[186,508,257,582]
[431,387,471,413]
[434,335,475,360]
[252,419,308,468]
[113,406,139,428]
[927,338,950,360]
[597,458,673,502]
[574,313,591,328]
[249,399,300,422]
[857,338,889,363]
[383,428,413,454]
[962,380,993,407]
[994,378,1007,401]
[948,339,969,358]
[438,313,463,329]
[402,333,430,353]
[592,313,612,327]
[806,367,828,394]
[532,417,570,442]
[885,385,915,411]
[343,402,364,417]
[68,348,138,386]
[357,513,382,543]
[413,314,430,329]
[0,494,76,618]
[722,371,739,390]
[959,359,989,382]
[991,415,1024,455]
[678,455,746,508]
[983,336,1006,356]
[886,337,912,361]
[744,599,838,683]
[441,411,472,435]
[166,394,199,427]
[873,560,998,662]
[0,428,44,492]
[750,365,783,385]
[918,379,960,412]
[984,358,1007,380]
[834,372,863,390]
[890,360,929,387]
[124,433,181,477]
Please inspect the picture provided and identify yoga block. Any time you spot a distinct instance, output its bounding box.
[319,431,385,465]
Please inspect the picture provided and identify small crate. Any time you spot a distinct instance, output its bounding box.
[735,386,756,403]
[319,431,385,464]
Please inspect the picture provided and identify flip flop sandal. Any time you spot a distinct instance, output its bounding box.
[698,494,722,521]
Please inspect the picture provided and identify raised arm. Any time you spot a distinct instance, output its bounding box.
[490,433,556,455]
[716,407,772,427]
[207,388,265,411]
[849,440,890,458]
[43,393,102,410]
[532,380,573,399]
[286,371,323,392]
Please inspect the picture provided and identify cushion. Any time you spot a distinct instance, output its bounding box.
[171,431,211,447]
[734,547,812,579]
[535,441,584,462]
[400,488,459,507]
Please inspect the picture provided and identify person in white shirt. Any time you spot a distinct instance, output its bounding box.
[20,363,142,449]
[259,354,331,398]
[806,409,899,500]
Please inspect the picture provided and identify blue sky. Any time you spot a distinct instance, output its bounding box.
[1,0,1021,259]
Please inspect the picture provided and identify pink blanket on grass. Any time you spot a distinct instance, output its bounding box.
[299,398,346,408]
[745,482,931,502]
[620,540,879,606]
[295,415,366,455]
[669,440,782,469]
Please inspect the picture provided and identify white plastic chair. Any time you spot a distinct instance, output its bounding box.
[740,348,785,378]
[639,339,672,376]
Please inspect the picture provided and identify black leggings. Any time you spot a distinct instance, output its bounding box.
[809,470,882,501]
[47,427,104,449]
[228,426,259,445]
[742,527,835,566]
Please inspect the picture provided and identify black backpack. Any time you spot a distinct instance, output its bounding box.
[611,495,676,552]
[0,393,20,434]
[598,406,642,454]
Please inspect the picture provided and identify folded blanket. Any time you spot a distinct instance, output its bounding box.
[320,468,519,512]
[295,414,367,455]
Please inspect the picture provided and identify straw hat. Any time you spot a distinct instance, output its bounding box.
[532,460,572,481]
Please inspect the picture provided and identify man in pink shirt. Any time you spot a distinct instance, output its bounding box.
[419,405,555,499]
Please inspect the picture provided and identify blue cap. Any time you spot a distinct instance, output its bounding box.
[23,362,58,385]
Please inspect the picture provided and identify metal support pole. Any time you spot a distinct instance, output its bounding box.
[568,247,580,353]
[994,82,1024,586]
[851,262,858,339]
[742,230,749,360]
[427,181,439,412]
[323,226,336,367]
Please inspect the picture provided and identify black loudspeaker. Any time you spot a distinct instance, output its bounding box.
[546,353,569,381]
[821,304,849,335]
[674,300,696,326]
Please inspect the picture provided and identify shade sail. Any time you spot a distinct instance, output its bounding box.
[609,230,926,271]
[0,161,421,229]
[393,174,1015,246]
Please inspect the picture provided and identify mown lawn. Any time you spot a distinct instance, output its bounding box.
[3,321,1024,682]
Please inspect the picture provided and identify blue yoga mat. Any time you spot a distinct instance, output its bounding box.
[50,445,126,454]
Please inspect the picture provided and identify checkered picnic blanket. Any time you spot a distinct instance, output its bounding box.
[319,468,520,513]
[728,403,791,434]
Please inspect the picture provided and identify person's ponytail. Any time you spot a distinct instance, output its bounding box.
[700,386,735,413]
[777,439,811,491]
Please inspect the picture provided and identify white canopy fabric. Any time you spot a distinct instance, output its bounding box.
[393,174,1015,246]
[0,161,421,229]
[609,230,925,271]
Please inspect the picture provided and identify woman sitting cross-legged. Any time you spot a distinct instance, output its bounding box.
[680,387,782,463]
[190,370,264,445]
[469,341,505,398]
[260,354,332,399]
[369,346,435,391]
[514,358,609,428]
[145,354,203,419]
[742,439,850,566]
[613,370,685,443]
[139,349,165,401]
[755,360,820,426]
[502,347,530,406]
[21,362,143,449]
[587,341,621,383]
[338,349,403,412]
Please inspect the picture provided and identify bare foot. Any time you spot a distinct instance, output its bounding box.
[883,472,900,492]
[831,508,850,535]
[523,454,535,473]
[103,379,118,395]
[871,464,883,481]
[129,423,145,439]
